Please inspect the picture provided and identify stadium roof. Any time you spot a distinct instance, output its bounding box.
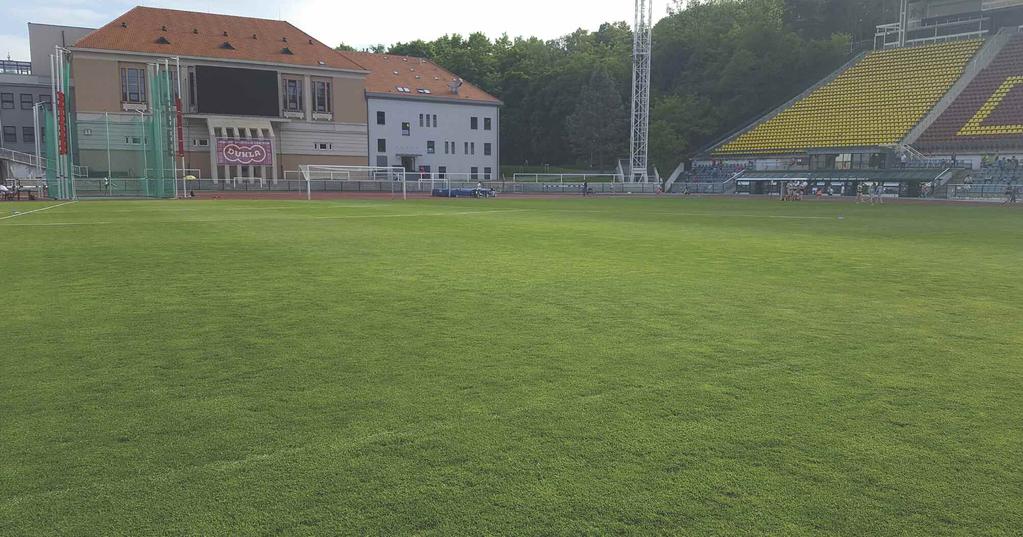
[342,51,501,105]
[73,6,366,72]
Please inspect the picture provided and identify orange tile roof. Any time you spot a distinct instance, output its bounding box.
[342,51,500,105]
[73,6,365,72]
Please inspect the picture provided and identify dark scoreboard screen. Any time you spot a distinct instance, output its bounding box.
[195,66,279,117]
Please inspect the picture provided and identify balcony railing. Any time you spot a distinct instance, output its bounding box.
[0,60,31,75]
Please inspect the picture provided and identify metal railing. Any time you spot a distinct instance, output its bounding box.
[512,173,624,183]
[0,60,31,75]
[144,168,202,179]
[949,184,1019,200]
[0,148,89,177]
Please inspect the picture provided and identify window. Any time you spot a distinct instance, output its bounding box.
[425,114,431,128]
[187,71,196,109]
[22,127,34,144]
[314,142,332,150]
[20,93,33,110]
[471,167,479,180]
[433,114,437,127]
[3,126,16,143]
[464,142,469,154]
[419,114,424,128]
[1,93,13,109]
[125,136,142,145]
[377,138,387,152]
[120,67,147,104]
[484,117,492,131]
[401,122,411,136]
[470,117,479,130]
[470,142,476,155]
[376,111,386,125]
[282,78,303,112]
[484,143,492,156]
[438,166,447,179]
[169,71,181,100]
[39,94,50,104]
[484,167,492,180]
[312,79,331,113]
[376,155,388,167]
[427,141,435,154]
[444,141,449,155]
[192,138,209,147]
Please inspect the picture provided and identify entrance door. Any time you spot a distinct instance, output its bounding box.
[401,156,416,172]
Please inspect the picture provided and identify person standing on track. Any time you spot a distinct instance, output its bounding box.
[582,180,589,197]
[1005,185,1017,205]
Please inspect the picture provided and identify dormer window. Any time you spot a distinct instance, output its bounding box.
[155,36,171,45]
[220,41,235,50]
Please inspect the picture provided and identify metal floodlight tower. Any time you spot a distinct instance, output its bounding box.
[630,0,653,183]
[898,0,910,47]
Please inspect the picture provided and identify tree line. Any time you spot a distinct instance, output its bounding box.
[341,0,895,173]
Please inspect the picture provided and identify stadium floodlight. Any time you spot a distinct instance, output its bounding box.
[299,165,407,200]
[630,0,653,183]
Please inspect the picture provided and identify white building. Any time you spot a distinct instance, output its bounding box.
[347,52,501,181]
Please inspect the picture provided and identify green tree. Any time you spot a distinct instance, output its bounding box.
[566,68,628,168]
[378,0,857,170]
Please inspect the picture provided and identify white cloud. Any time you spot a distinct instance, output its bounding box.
[0,0,672,58]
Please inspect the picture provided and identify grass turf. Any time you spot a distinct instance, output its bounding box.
[1,197,1021,535]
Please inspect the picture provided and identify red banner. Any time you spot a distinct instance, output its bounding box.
[175,97,185,157]
[56,91,68,155]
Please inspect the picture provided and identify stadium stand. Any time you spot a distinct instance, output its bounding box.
[915,33,1023,152]
[680,163,747,183]
[969,157,1023,183]
[713,39,984,156]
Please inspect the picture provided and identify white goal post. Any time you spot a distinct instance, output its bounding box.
[298,165,408,200]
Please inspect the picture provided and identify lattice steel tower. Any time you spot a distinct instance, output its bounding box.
[630,0,653,183]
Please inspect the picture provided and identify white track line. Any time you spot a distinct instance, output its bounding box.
[0,201,77,221]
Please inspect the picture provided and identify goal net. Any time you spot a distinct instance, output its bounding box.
[299,165,407,200]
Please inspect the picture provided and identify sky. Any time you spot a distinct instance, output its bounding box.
[0,0,672,62]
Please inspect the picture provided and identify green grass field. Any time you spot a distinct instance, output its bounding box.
[2,197,1021,535]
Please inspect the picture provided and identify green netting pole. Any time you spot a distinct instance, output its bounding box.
[62,55,75,199]
[44,108,58,197]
